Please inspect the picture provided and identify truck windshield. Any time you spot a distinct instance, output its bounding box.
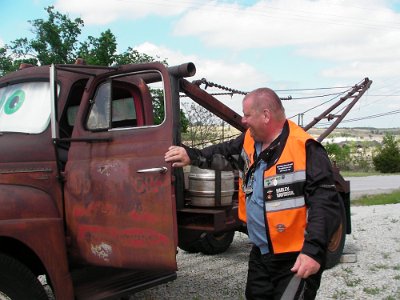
[0,82,51,134]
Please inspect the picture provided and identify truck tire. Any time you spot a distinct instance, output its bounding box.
[178,229,204,253]
[197,231,235,255]
[179,231,235,255]
[178,236,202,253]
[325,195,347,269]
[0,253,49,300]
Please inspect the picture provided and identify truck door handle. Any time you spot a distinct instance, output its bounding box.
[137,167,168,174]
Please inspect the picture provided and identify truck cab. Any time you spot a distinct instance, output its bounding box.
[0,61,197,299]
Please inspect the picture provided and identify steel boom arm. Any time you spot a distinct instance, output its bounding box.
[180,79,246,132]
[303,77,373,142]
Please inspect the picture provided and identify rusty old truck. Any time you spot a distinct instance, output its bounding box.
[0,60,358,299]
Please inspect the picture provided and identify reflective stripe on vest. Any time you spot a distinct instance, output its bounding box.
[264,197,305,212]
[264,170,306,187]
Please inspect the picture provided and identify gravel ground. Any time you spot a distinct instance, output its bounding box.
[131,203,400,300]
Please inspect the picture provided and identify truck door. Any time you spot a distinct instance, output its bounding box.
[64,66,177,271]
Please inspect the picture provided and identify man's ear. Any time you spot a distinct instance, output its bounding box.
[263,108,271,122]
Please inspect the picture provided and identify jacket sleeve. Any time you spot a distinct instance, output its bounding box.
[301,140,341,265]
[183,133,245,170]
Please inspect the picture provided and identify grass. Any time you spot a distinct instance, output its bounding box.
[351,189,400,206]
[363,286,381,296]
[341,170,384,177]
[340,171,400,177]
[344,276,362,287]
[374,263,390,270]
[332,289,348,299]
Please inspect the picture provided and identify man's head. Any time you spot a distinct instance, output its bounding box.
[241,88,286,143]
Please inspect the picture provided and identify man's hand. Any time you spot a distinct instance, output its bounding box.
[165,146,191,167]
[291,253,320,278]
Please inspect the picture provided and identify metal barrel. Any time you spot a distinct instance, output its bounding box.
[188,166,234,207]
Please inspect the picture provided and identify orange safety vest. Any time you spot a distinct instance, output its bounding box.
[239,120,314,254]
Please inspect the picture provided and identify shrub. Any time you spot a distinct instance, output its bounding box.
[325,142,351,171]
[372,133,400,173]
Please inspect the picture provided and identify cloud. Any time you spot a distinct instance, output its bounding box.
[54,0,197,25]
[132,41,398,126]
[173,0,400,49]
[134,42,269,113]
[135,42,268,90]
[321,60,400,79]
[50,0,400,127]
[54,0,400,82]
[172,0,400,81]
[296,23,400,80]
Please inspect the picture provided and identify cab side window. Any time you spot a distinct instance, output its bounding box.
[87,81,112,130]
[86,75,162,131]
[110,89,137,128]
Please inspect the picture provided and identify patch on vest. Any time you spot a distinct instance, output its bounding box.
[276,224,286,232]
[276,186,295,198]
[276,162,294,174]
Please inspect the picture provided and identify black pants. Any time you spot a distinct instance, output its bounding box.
[245,246,323,300]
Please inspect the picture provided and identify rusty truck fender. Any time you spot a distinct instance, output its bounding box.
[0,184,74,300]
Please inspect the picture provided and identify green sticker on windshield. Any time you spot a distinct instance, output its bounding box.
[4,89,25,115]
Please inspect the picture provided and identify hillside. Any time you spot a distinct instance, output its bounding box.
[308,127,400,143]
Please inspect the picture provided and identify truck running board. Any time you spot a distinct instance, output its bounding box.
[72,266,176,300]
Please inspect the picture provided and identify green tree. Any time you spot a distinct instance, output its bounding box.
[372,133,400,173]
[0,6,188,129]
[115,47,162,65]
[150,88,188,132]
[324,142,351,171]
[10,6,84,65]
[0,47,13,76]
[351,144,373,172]
[78,29,117,65]
[1,45,39,76]
[0,6,165,70]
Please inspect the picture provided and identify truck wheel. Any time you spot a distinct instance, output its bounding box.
[178,238,201,253]
[178,230,203,253]
[197,231,235,255]
[0,253,49,300]
[179,231,235,255]
[325,195,347,269]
